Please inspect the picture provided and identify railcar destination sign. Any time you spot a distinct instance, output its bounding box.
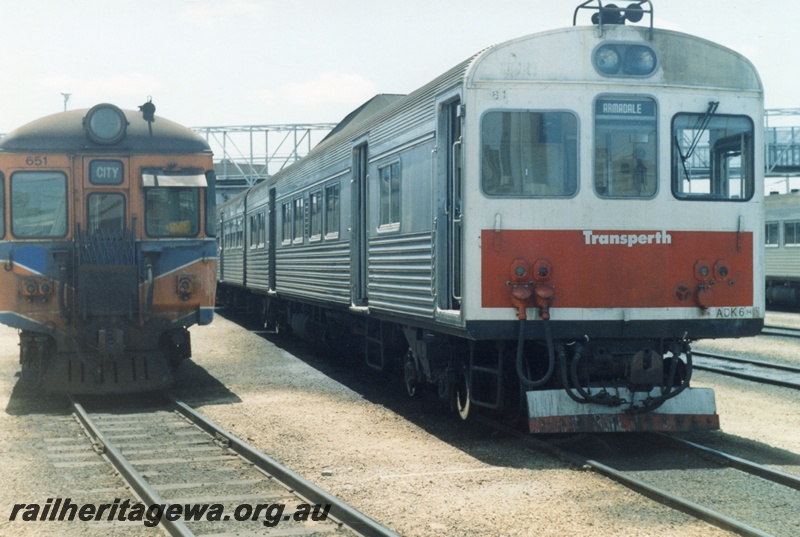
[596,99,656,117]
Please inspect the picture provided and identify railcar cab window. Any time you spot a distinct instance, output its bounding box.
[482,111,577,196]
[672,113,754,201]
[11,171,68,237]
[143,172,204,237]
[594,97,657,198]
[88,193,125,232]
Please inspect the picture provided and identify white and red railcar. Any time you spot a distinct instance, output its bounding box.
[218,1,764,432]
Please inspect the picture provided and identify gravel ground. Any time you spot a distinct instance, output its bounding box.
[693,312,800,456]
[1,310,798,536]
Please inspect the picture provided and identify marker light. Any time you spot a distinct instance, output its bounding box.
[84,104,128,145]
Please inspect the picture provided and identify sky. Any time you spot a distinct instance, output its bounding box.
[0,0,798,133]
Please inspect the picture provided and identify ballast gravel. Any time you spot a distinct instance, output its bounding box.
[1,311,798,536]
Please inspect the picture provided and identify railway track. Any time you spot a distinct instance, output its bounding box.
[69,394,399,537]
[691,350,800,390]
[477,416,800,537]
[761,325,800,339]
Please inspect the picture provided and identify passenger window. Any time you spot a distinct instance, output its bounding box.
[594,97,657,198]
[765,222,779,246]
[292,197,304,243]
[249,214,258,249]
[325,183,340,238]
[88,193,125,232]
[378,162,400,228]
[672,111,754,201]
[482,111,577,197]
[785,221,800,246]
[0,173,4,238]
[144,187,199,237]
[11,171,68,237]
[309,190,322,239]
[281,202,291,244]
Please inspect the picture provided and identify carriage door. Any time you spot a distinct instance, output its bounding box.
[351,143,369,307]
[78,157,136,321]
[445,100,463,310]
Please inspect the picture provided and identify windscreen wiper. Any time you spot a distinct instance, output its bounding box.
[675,101,719,181]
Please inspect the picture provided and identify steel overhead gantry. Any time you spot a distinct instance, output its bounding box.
[192,123,336,202]
[766,109,800,174]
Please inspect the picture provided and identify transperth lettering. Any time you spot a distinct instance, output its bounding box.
[582,230,672,247]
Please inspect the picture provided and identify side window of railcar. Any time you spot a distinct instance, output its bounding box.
[205,171,217,237]
[248,212,265,248]
[88,193,125,232]
[257,212,265,248]
[594,97,657,198]
[145,188,199,237]
[378,162,400,229]
[481,111,577,197]
[0,173,4,238]
[281,202,291,245]
[309,190,322,240]
[11,171,68,238]
[292,197,304,244]
[324,183,340,238]
[785,221,800,246]
[672,114,754,201]
[765,222,779,247]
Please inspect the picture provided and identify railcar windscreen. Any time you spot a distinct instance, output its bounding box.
[145,187,200,237]
[481,111,578,197]
[594,97,657,198]
[672,114,754,201]
[10,171,68,238]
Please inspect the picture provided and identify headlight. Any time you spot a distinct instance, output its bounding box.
[594,45,622,74]
[84,104,128,145]
[624,45,657,76]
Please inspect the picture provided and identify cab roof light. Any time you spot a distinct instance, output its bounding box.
[83,104,128,145]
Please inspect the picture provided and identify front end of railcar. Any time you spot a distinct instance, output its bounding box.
[460,3,764,432]
[0,104,217,393]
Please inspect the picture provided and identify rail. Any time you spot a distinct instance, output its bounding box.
[69,394,400,537]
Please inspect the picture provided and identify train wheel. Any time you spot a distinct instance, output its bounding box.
[455,367,471,420]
